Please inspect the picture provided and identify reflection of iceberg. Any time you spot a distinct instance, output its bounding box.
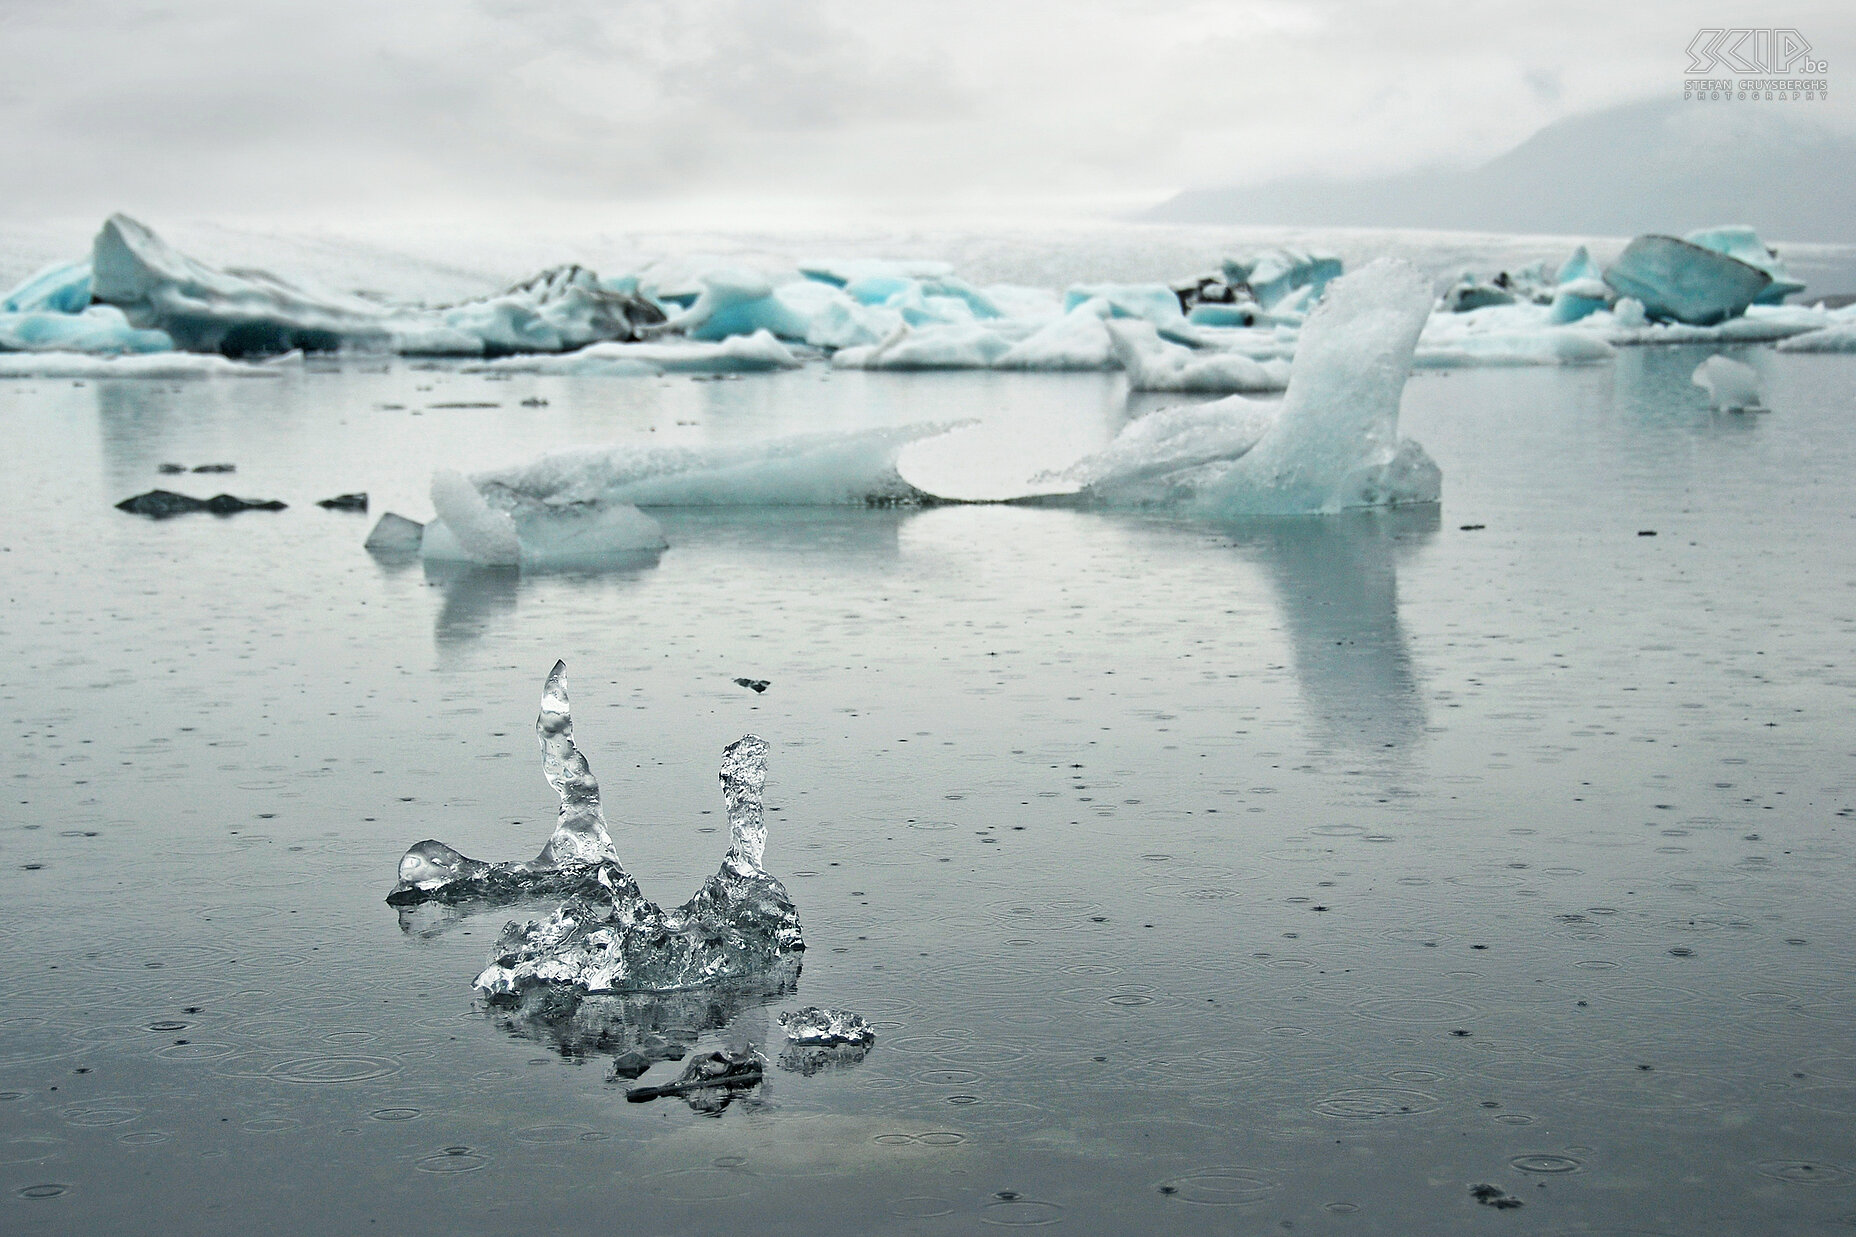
[1233,510,1434,753]
[1052,259,1438,514]
[389,661,805,996]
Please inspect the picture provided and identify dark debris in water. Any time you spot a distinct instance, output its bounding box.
[734,678,770,693]
[316,492,369,511]
[116,490,286,518]
[1469,1183,1523,1209]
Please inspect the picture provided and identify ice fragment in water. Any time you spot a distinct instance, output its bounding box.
[779,1006,874,1046]
[472,733,802,996]
[363,512,424,552]
[1691,355,1764,411]
[387,661,621,905]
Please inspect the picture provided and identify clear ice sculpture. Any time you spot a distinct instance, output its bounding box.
[386,660,804,996]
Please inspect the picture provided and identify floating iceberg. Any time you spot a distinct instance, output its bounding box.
[0,350,297,378]
[463,331,801,376]
[661,269,816,342]
[1223,249,1343,309]
[466,422,959,508]
[1776,322,1856,353]
[994,301,1117,371]
[0,305,175,355]
[831,322,1012,370]
[2,261,95,315]
[1107,319,1291,392]
[1603,235,1772,326]
[1059,259,1438,514]
[418,469,667,568]
[1684,226,1805,305]
[81,215,663,357]
[1549,247,1610,324]
[625,1049,768,1111]
[1691,355,1765,411]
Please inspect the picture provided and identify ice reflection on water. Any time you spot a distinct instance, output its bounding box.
[1,354,1854,1234]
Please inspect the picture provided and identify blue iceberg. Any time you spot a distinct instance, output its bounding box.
[1603,235,1772,326]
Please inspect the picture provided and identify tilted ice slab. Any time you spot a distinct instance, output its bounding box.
[467,422,962,508]
[1026,259,1438,514]
[388,661,804,995]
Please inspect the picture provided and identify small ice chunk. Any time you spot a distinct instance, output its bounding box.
[779,1006,874,1046]
[1691,355,1765,411]
[364,512,424,552]
[387,661,622,905]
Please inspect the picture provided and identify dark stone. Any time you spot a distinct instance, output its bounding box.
[316,492,369,511]
[191,463,236,474]
[734,678,770,693]
[116,490,287,518]
[1470,1184,1523,1209]
[157,463,186,474]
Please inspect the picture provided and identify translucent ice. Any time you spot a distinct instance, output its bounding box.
[625,1049,768,1111]
[388,661,621,905]
[779,1006,874,1046]
[1223,249,1343,309]
[994,301,1116,371]
[0,305,174,355]
[831,322,1012,370]
[1691,355,1764,411]
[471,734,804,996]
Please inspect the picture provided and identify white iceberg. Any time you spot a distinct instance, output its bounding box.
[993,301,1117,371]
[1107,319,1292,392]
[831,323,1012,370]
[0,350,299,379]
[1776,321,1856,353]
[468,422,961,508]
[420,468,667,568]
[1690,355,1765,411]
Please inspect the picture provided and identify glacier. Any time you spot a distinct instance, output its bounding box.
[388,661,805,996]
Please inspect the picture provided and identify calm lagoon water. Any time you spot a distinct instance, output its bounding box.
[2,346,1854,1234]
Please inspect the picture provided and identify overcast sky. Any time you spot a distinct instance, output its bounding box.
[3,0,1852,225]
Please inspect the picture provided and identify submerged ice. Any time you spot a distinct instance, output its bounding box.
[389,662,804,996]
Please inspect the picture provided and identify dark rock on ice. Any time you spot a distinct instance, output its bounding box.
[317,492,368,511]
[116,489,286,517]
[157,462,186,474]
[191,463,236,474]
[734,677,770,693]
